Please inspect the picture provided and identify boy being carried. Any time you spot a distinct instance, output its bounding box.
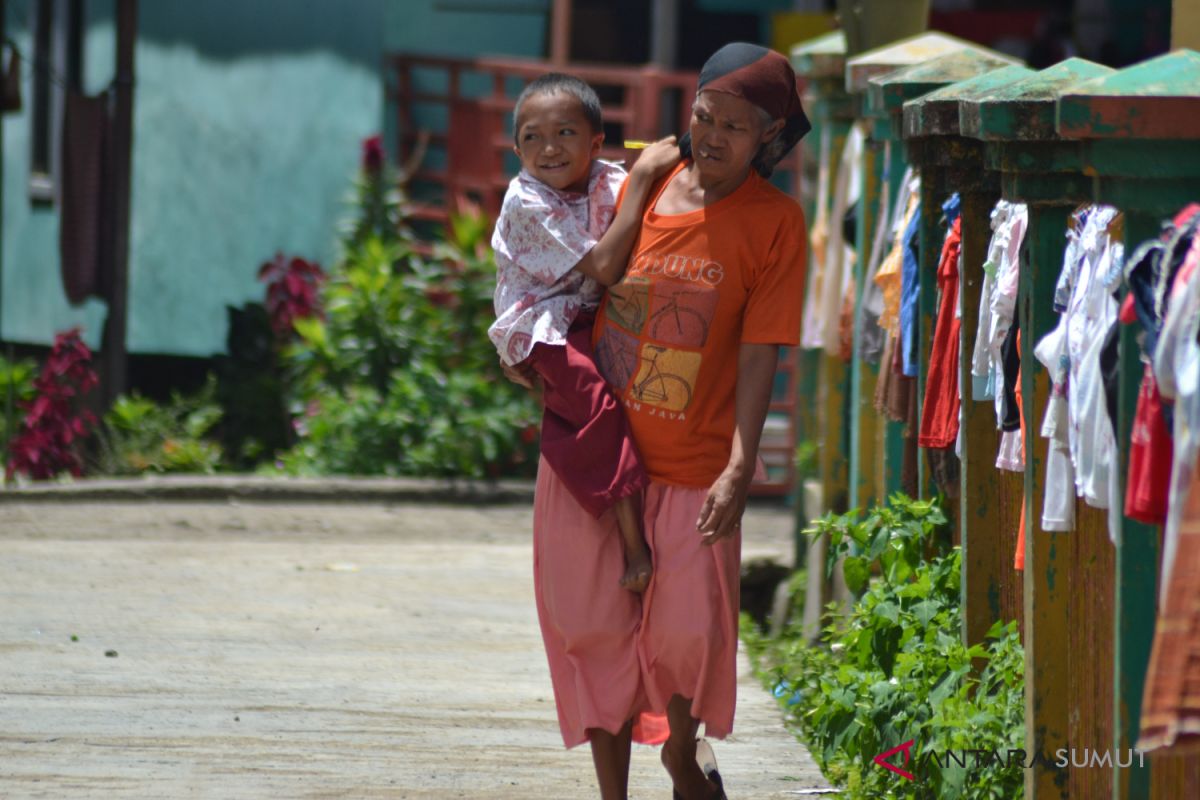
[489,73,678,592]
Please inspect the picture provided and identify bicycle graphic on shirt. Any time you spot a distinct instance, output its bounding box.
[631,344,693,410]
[609,283,711,348]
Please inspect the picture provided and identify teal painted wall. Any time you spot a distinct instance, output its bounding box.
[3,0,386,356]
[1,0,546,356]
[384,1,545,57]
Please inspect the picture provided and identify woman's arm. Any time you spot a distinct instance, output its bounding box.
[696,342,780,544]
[571,137,678,287]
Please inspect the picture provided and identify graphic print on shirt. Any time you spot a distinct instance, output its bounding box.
[647,282,717,347]
[595,325,640,391]
[597,252,723,416]
[607,277,651,335]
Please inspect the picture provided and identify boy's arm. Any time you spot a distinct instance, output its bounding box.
[571,137,679,287]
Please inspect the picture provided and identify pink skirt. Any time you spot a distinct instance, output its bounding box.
[532,459,741,748]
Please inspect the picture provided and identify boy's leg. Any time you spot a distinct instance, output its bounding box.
[526,317,647,520]
[613,494,652,593]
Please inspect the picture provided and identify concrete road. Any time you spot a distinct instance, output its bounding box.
[0,498,832,799]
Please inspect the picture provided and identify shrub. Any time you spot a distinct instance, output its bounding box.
[746,496,1024,800]
[92,377,223,475]
[274,135,538,477]
[0,351,37,457]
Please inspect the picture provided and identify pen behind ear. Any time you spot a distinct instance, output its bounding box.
[623,135,690,159]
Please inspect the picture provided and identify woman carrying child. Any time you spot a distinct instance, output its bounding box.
[498,43,810,800]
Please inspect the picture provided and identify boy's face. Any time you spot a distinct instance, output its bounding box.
[513,91,603,194]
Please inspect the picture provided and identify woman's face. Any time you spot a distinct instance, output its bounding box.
[688,90,782,182]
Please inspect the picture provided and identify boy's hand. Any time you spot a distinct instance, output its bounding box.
[500,358,545,407]
[630,136,680,180]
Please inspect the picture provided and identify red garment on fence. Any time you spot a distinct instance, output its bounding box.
[1126,365,1172,526]
[527,313,648,519]
[918,217,962,449]
[1012,351,1027,571]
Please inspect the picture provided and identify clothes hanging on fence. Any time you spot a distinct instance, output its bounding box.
[800,127,833,350]
[972,200,1028,476]
[1153,228,1200,607]
[856,147,900,366]
[972,201,1027,403]
[1120,205,1200,525]
[1027,205,1123,538]
[803,122,864,356]
[1138,216,1200,753]
[874,169,920,335]
[899,205,923,378]
[918,195,962,449]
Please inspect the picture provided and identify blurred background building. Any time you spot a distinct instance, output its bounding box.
[0,0,1178,376]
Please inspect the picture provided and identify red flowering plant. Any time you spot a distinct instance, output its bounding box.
[361,134,386,176]
[6,328,99,480]
[342,133,418,251]
[258,253,325,340]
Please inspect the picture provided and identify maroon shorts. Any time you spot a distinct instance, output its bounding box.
[525,314,648,519]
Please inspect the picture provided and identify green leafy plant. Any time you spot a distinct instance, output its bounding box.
[274,137,538,478]
[92,378,224,475]
[809,493,950,596]
[0,351,37,458]
[748,496,1024,800]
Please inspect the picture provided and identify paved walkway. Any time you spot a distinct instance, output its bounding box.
[0,494,833,798]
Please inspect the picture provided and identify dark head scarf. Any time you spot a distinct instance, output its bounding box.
[680,42,812,176]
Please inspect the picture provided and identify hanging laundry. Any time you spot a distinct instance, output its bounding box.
[919,194,963,450]
[972,201,1027,402]
[1027,206,1123,537]
[807,122,864,356]
[1065,208,1121,519]
[800,127,833,350]
[1152,230,1200,607]
[899,203,923,378]
[1138,221,1200,753]
[856,144,899,366]
[873,168,919,335]
[1120,206,1200,525]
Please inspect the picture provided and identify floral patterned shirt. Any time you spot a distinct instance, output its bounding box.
[489,160,626,365]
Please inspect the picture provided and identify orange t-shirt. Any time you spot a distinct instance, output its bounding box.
[592,163,807,487]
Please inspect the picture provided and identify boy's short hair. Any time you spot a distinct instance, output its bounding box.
[512,73,603,141]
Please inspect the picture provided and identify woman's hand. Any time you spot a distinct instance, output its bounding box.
[697,343,779,545]
[630,136,680,181]
[696,464,751,545]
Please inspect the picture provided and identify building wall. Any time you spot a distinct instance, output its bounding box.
[3,0,386,356]
[1,0,547,357]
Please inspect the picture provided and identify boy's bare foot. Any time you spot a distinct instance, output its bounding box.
[619,545,653,593]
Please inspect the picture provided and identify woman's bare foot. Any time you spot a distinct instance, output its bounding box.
[661,738,723,799]
[619,542,652,593]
